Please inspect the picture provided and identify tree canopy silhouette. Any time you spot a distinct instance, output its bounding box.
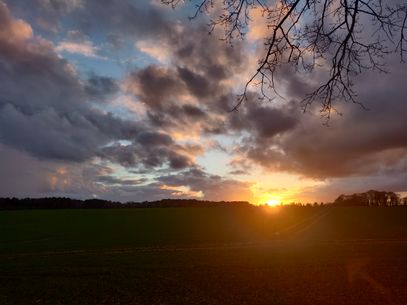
[163,0,407,119]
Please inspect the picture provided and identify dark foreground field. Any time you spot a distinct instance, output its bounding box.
[1,206,407,305]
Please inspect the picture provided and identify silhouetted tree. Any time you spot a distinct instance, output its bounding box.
[163,0,407,119]
[334,190,402,206]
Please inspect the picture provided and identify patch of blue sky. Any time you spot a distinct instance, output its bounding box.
[59,41,160,81]
[88,93,143,122]
[94,156,145,178]
[196,149,231,177]
[213,134,237,148]
[62,52,125,79]
[195,133,248,177]
[102,140,133,148]
[101,104,140,121]
[194,134,249,177]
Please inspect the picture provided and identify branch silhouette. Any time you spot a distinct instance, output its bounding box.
[162,0,407,120]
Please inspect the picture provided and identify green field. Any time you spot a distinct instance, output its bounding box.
[1,206,407,305]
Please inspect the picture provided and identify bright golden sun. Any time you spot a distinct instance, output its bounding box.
[265,199,281,206]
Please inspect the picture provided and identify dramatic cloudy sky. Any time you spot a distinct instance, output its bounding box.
[0,0,406,204]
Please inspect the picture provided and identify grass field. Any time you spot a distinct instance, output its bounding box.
[1,206,407,305]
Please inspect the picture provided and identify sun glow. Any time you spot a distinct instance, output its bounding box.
[253,191,284,206]
[265,198,281,206]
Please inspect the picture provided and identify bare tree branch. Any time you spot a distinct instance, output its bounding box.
[162,0,407,118]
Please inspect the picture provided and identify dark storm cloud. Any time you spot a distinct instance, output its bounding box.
[98,141,195,171]
[10,0,171,38]
[0,1,103,161]
[0,141,253,202]
[234,55,407,183]
[247,106,296,138]
[0,30,81,116]
[127,65,185,110]
[157,168,216,188]
[0,103,144,162]
[171,27,246,105]
[168,154,191,169]
[181,104,206,117]
[136,131,173,146]
[94,164,255,202]
[170,25,244,84]
[125,23,247,136]
[84,75,119,101]
[96,175,146,186]
[128,21,245,96]
[228,97,298,139]
[103,177,254,202]
[76,0,171,38]
[0,1,197,173]
[0,104,102,162]
[156,168,253,201]
[0,143,117,199]
[125,59,231,114]
[98,129,201,170]
[0,144,51,197]
[176,67,211,98]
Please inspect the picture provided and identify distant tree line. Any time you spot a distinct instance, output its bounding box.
[1,190,406,210]
[334,190,407,207]
[285,202,326,207]
[0,197,253,210]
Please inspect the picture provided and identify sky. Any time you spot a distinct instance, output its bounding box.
[0,0,406,204]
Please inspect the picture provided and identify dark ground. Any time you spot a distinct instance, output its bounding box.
[0,206,406,305]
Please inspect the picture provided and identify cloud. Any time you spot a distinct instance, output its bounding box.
[124,23,248,141]
[56,40,100,58]
[0,144,52,197]
[55,29,105,58]
[0,143,116,198]
[231,54,407,185]
[125,65,186,110]
[0,1,200,174]
[0,0,261,202]
[98,138,198,171]
[228,97,298,138]
[96,175,146,186]
[71,0,171,39]
[247,6,271,42]
[159,184,204,198]
[0,1,33,43]
[0,140,255,202]
[39,0,83,14]
[85,74,119,100]
[156,168,254,202]
[136,39,171,63]
[1,0,406,203]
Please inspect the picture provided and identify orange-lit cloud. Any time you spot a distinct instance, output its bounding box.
[136,40,171,63]
[160,184,204,198]
[56,40,102,58]
[247,7,271,42]
[0,2,33,43]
